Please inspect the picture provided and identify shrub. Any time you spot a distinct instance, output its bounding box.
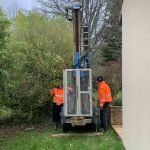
[108,80,120,98]
[0,106,13,120]
[112,91,122,106]
[112,98,122,106]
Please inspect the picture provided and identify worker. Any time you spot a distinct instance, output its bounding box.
[67,84,74,114]
[49,82,64,129]
[96,76,112,132]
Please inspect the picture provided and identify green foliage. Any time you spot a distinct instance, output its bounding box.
[0,10,73,122]
[112,91,122,106]
[0,8,11,108]
[100,0,122,64]
[101,25,122,63]
[0,106,13,120]
[91,0,122,65]
[112,98,122,106]
[0,8,10,49]
[108,79,120,98]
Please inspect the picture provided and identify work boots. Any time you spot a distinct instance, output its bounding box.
[100,128,107,133]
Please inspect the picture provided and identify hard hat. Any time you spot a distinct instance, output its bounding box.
[96,76,104,82]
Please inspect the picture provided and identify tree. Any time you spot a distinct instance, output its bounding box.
[1,10,73,122]
[91,0,122,96]
[100,0,122,63]
[0,8,10,49]
[0,8,10,102]
[101,25,122,63]
[37,0,111,50]
[90,0,122,65]
[0,8,12,120]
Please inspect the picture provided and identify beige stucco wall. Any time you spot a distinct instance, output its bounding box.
[122,0,150,149]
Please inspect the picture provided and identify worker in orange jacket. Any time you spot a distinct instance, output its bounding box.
[49,82,64,129]
[97,76,112,132]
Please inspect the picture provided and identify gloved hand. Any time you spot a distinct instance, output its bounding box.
[99,105,103,110]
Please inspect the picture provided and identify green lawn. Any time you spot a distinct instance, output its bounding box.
[0,125,124,150]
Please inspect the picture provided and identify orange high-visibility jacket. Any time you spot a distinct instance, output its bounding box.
[49,88,64,106]
[97,81,112,107]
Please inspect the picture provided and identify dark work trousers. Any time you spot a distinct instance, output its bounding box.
[52,103,63,123]
[100,102,109,129]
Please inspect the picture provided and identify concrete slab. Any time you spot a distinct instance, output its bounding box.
[112,125,123,140]
[51,132,103,137]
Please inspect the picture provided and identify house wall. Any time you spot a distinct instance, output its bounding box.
[122,0,150,149]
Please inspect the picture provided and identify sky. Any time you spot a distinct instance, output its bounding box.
[0,0,37,16]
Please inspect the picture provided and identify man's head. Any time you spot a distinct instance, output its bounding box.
[58,82,63,89]
[96,75,104,83]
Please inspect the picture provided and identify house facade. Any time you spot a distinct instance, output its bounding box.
[122,0,150,149]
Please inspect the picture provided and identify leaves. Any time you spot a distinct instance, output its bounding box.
[0,10,73,122]
[0,8,10,49]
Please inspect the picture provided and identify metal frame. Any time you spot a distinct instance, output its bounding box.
[63,69,92,117]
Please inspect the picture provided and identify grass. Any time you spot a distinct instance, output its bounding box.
[0,125,124,150]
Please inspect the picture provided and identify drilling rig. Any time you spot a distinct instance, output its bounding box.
[62,0,98,131]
